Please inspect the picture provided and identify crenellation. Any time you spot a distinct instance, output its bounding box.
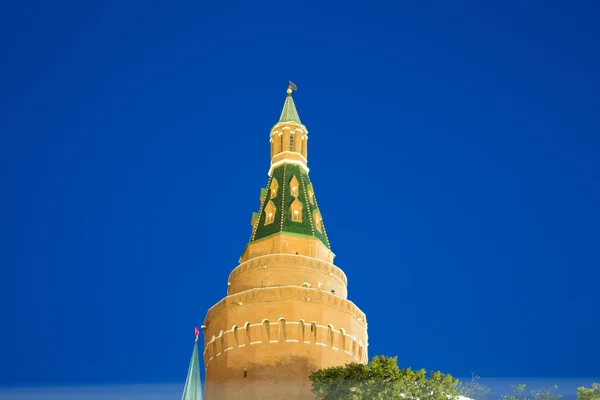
[203,317,368,369]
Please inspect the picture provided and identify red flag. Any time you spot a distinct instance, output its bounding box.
[195,327,199,338]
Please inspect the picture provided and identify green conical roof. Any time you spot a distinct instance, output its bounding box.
[279,94,302,124]
[181,339,203,400]
[250,164,331,249]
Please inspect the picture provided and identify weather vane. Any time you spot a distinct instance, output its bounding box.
[287,80,297,95]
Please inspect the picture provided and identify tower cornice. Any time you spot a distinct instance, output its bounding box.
[270,121,308,135]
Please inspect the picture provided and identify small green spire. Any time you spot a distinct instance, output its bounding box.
[279,84,302,124]
[181,329,203,400]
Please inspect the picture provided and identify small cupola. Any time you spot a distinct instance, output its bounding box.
[269,82,309,176]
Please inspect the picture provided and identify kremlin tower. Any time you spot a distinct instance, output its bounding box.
[201,84,368,399]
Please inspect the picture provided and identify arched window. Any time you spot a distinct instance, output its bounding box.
[279,134,283,154]
[232,326,239,347]
[313,210,323,232]
[262,320,270,343]
[339,328,346,351]
[290,132,295,151]
[278,319,286,342]
[265,201,277,225]
[291,198,302,223]
[210,336,216,358]
[219,330,225,354]
[244,322,251,345]
[270,178,279,199]
[310,322,317,343]
[327,325,334,347]
[289,176,299,197]
[299,320,305,342]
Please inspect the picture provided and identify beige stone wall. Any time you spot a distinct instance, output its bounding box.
[204,230,367,400]
[228,254,347,299]
[241,233,335,264]
[203,287,367,400]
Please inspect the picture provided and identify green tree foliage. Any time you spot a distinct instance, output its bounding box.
[456,374,491,400]
[308,355,459,400]
[500,384,563,400]
[578,383,600,400]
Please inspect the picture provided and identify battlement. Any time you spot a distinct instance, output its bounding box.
[204,286,367,327]
[204,319,368,368]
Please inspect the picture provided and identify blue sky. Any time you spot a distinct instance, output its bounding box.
[1,0,599,387]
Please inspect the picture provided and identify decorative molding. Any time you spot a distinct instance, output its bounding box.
[203,317,368,369]
[274,151,307,163]
[228,253,347,288]
[203,318,368,368]
[268,159,309,176]
[204,286,368,329]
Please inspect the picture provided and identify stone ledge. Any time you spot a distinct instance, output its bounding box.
[228,254,347,286]
[204,286,367,329]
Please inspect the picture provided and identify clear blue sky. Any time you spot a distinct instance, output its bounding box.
[2,0,599,387]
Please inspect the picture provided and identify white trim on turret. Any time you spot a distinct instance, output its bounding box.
[274,151,307,163]
[227,253,345,287]
[268,159,309,176]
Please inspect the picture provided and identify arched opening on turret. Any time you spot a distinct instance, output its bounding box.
[232,325,239,347]
[289,175,299,197]
[310,322,317,343]
[270,178,279,199]
[210,335,216,358]
[327,325,334,347]
[244,322,251,345]
[277,318,286,342]
[289,132,295,152]
[351,335,357,357]
[291,198,303,223]
[299,320,306,342]
[279,133,283,155]
[262,319,270,343]
[339,328,346,352]
[264,201,277,225]
[218,330,225,354]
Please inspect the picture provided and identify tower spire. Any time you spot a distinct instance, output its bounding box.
[279,82,301,124]
[180,328,203,400]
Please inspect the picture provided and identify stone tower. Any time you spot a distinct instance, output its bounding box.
[202,84,368,400]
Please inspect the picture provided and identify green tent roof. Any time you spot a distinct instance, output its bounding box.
[279,93,302,124]
[250,164,330,249]
[181,339,203,400]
